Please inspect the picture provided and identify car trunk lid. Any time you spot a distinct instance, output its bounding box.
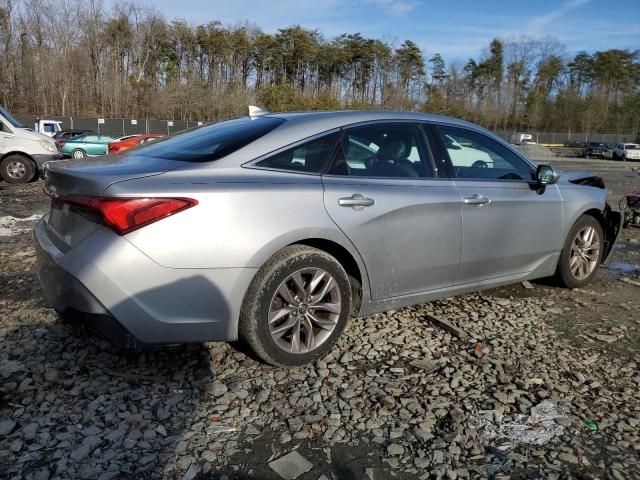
[43,154,181,249]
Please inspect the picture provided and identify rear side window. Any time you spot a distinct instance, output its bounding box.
[127,117,285,161]
[255,133,338,174]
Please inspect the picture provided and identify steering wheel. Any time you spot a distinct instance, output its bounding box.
[472,160,489,168]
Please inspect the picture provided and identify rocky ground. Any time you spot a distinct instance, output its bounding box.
[1,159,639,480]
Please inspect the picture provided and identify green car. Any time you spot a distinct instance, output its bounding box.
[58,133,115,159]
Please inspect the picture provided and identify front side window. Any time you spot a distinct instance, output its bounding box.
[437,126,532,181]
[328,123,434,178]
[126,116,285,161]
[255,132,338,174]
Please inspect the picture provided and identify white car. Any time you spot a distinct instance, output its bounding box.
[611,143,640,161]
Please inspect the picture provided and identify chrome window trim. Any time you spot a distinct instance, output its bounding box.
[243,128,341,176]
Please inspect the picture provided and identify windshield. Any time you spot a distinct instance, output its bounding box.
[0,105,24,128]
[625,144,640,150]
[126,116,286,161]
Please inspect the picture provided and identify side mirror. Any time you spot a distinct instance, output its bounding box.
[536,164,560,185]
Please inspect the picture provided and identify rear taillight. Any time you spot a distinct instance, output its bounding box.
[51,195,197,235]
[58,141,65,148]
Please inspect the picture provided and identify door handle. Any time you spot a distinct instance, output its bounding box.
[463,194,490,206]
[338,193,375,209]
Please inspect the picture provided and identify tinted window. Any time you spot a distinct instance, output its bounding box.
[256,133,338,174]
[43,124,56,133]
[126,117,285,161]
[438,126,532,181]
[328,123,434,178]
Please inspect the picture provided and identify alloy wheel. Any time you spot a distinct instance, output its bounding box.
[268,267,342,354]
[569,225,600,280]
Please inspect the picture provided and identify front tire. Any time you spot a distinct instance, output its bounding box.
[556,215,603,288]
[0,155,36,184]
[239,245,352,367]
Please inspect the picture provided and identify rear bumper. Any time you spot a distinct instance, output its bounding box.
[36,234,140,348]
[34,218,256,346]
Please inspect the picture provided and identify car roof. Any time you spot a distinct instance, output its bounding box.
[214,110,511,168]
[264,110,477,130]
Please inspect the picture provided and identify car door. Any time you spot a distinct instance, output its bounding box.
[322,122,462,300]
[431,123,564,285]
[80,135,100,155]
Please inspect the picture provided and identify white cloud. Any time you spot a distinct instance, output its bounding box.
[526,0,590,34]
[361,0,419,16]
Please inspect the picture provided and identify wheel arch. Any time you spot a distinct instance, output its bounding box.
[289,238,365,315]
[245,228,371,316]
[576,206,621,265]
[1,150,36,164]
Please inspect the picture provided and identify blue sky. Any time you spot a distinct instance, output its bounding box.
[139,0,640,61]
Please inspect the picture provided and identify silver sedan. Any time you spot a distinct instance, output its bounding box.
[35,109,622,366]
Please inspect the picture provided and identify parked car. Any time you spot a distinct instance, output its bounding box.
[52,130,95,148]
[57,133,116,159]
[583,142,607,158]
[610,143,640,161]
[112,135,140,142]
[35,109,622,366]
[0,105,61,183]
[108,134,164,154]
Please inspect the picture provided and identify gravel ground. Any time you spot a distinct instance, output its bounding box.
[1,159,639,480]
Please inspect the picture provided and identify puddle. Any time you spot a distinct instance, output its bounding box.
[0,214,42,236]
[608,261,640,276]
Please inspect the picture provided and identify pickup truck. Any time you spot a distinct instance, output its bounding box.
[607,143,640,161]
[34,119,63,137]
[583,142,608,158]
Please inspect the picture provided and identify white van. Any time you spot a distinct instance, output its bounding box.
[0,106,61,183]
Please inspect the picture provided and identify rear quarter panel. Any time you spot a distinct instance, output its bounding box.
[106,167,370,294]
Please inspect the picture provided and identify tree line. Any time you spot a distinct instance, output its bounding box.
[1,0,639,134]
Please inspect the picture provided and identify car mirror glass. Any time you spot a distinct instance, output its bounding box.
[536,164,559,185]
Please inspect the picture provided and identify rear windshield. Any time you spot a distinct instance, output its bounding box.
[126,117,286,161]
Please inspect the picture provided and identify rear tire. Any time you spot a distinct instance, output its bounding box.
[239,245,352,367]
[71,149,87,160]
[555,215,603,289]
[0,155,36,184]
